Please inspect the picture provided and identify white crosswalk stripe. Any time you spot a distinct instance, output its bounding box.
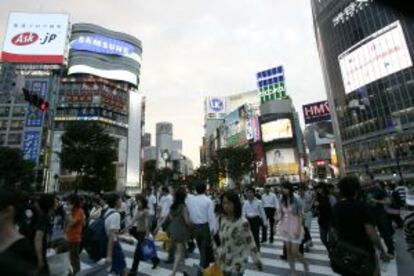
[80,220,398,275]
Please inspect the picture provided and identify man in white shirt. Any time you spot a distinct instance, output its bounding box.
[104,194,126,276]
[243,186,266,250]
[146,188,157,232]
[261,185,279,243]
[186,183,216,273]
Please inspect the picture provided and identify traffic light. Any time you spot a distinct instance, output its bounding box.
[22,88,49,112]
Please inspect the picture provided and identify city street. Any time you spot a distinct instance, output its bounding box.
[78,220,401,276]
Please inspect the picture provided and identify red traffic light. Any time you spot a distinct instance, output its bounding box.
[40,101,49,112]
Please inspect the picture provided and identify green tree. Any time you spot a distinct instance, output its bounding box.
[143,160,157,186]
[0,147,35,191]
[60,122,117,192]
[216,147,253,189]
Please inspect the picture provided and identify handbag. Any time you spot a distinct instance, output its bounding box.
[203,264,223,276]
[328,229,375,276]
[140,238,157,261]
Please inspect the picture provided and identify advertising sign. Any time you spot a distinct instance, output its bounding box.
[68,23,142,86]
[25,80,48,127]
[266,148,298,176]
[302,100,330,124]
[22,131,41,163]
[314,120,335,145]
[1,13,69,64]
[261,119,293,143]
[256,65,287,103]
[205,97,226,119]
[339,21,413,94]
[224,105,249,147]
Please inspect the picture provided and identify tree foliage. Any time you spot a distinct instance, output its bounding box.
[215,147,253,188]
[60,122,117,192]
[0,147,35,191]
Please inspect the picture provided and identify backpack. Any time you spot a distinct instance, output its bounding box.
[83,210,116,261]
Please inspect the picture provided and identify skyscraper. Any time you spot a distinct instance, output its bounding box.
[312,0,414,181]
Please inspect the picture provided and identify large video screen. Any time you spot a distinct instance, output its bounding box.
[339,21,412,94]
[266,148,298,176]
[68,23,142,86]
[261,119,292,143]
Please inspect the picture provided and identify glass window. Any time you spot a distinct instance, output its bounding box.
[0,120,8,130]
[0,133,5,144]
[12,106,25,116]
[7,133,21,145]
[10,120,24,130]
[0,107,10,117]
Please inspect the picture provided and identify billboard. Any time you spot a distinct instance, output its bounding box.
[1,13,69,64]
[225,107,246,147]
[22,131,41,163]
[256,65,287,103]
[339,21,413,94]
[261,119,292,143]
[68,23,142,86]
[314,121,335,145]
[266,148,298,176]
[205,97,226,119]
[302,100,330,124]
[25,80,48,127]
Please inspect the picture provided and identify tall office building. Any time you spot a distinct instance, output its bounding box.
[312,0,414,181]
[50,23,143,191]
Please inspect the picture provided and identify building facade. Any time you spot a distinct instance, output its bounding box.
[312,0,414,181]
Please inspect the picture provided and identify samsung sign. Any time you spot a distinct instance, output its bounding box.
[70,34,141,63]
[68,23,142,87]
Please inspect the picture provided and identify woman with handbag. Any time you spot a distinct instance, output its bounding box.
[214,190,263,276]
[331,176,392,276]
[278,182,309,276]
[124,194,159,276]
[168,187,192,276]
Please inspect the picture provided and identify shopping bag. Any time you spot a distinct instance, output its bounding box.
[203,264,223,276]
[140,238,157,261]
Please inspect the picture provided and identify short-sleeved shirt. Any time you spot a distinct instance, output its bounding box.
[0,237,37,275]
[66,207,85,243]
[333,199,375,254]
[146,195,157,216]
[104,209,121,239]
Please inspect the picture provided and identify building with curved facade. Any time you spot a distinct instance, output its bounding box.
[311,0,414,181]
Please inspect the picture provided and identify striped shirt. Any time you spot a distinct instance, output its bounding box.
[395,186,408,202]
[404,211,414,255]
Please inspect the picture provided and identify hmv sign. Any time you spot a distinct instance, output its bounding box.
[302,100,331,124]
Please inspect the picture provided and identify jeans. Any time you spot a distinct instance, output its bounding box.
[193,223,213,269]
[247,216,262,250]
[262,207,276,242]
[69,242,80,274]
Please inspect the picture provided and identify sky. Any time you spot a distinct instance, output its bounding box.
[0,0,327,167]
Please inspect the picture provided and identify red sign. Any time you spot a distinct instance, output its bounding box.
[302,100,331,124]
[12,32,39,46]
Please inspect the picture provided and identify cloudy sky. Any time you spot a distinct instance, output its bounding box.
[0,0,326,166]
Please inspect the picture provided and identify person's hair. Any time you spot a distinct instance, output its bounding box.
[389,183,396,190]
[281,182,294,207]
[162,186,169,194]
[0,189,27,223]
[38,194,56,214]
[135,194,148,209]
[222,191,242,219]
[106,193,120,209]
[68,194,81,208]
[171,187,187,211]
[245,186,255,194]
[196,183,206,194]
[316,182,329,196]
[338,176,361,199]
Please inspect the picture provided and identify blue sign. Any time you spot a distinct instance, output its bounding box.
[23,131,41,163]
[256,65,287,102]
[209,98,224,112]
[71,35,137,57]
[25,80,48,127]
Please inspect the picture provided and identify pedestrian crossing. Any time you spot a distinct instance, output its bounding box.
[80,220,398,276]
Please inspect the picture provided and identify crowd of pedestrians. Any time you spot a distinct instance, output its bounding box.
[0,176,413,276]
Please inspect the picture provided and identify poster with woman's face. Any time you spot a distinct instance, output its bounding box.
[266,148,298,175]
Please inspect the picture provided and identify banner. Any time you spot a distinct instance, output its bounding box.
[22,131,41,163]
[302,100,330,124]
[266,148,298,176]
[1,13,69,64]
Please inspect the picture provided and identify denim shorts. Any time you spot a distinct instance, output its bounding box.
[110,241,126,275]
